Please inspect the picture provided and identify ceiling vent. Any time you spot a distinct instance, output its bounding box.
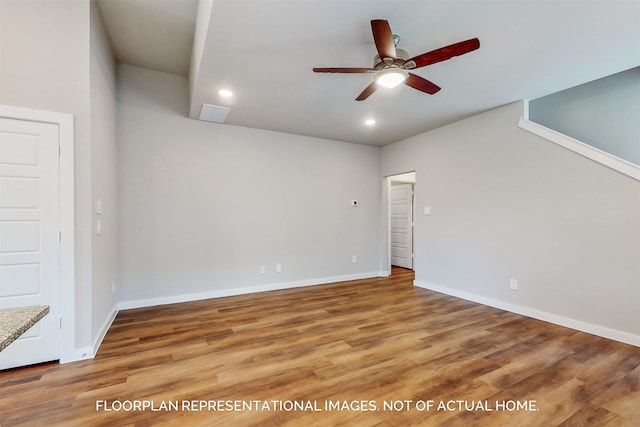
[199,104,231,123]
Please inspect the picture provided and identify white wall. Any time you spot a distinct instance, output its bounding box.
[382,101,640,343]
[90,0,118,346]
[530,67,640,165]
[117,64,383,306]
[0,0,94,349]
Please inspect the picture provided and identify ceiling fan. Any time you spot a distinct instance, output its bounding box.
[313,19,480,101]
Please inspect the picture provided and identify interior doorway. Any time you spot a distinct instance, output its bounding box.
[0,117,61,370]
[386,172,415,275]
[1,104,76,366]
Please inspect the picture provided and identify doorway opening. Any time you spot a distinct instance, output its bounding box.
[386,171,415,276]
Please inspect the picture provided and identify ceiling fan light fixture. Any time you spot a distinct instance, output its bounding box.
[376,68,408,88]
[312,19,479,101]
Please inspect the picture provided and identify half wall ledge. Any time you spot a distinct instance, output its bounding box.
[518,117,640,182]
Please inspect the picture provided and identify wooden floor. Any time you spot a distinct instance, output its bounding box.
[1,267,639,426]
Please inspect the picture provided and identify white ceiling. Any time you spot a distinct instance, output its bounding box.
[97,0,640,146]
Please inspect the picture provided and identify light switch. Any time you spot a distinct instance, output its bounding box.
[96,219,102,235]
[424,206,432,215]
[96,199,103,214]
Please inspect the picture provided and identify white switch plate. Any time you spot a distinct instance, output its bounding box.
[259,266,265,274]
[96,199,102,214]
[96,219,102,235]
[352,255,357,264]
[276,263,282,273]
[510,278,518,290]
[424,206,432,215]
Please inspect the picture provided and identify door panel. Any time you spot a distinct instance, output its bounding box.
[390,183,414,269]
[0,118,60,370]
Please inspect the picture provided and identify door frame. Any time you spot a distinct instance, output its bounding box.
[385,171,416,274]
[1,105,76,363]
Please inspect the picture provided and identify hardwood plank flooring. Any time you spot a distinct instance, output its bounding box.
[1,267,639,426]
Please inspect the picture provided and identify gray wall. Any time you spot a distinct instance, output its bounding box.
[382,101,640,339]
[3,0,638,351]
[0,0,92,348]
[0,0,118,351]
[530,67,640,165]
[117,64,383,305]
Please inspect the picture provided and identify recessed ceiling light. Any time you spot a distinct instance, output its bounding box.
[364,118,376,126]
[218,89,233,97]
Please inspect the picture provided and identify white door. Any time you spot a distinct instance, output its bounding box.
[0,118,60,370]
[390,183,414,269]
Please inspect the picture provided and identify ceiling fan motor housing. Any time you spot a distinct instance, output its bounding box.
[373,48,415,70]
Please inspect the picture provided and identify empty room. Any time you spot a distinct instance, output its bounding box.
[1,0,639,425]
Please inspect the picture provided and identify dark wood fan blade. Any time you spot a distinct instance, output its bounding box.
[313,67,376,73]
[356,81,378,101]
[408,38,480,69]
[371,19,396,60]
[405,73,441,94]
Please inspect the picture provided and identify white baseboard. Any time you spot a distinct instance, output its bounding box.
[414,280,640,348]
[63,273,386,363]
[59,303,119,364]
[119,271,387,310]
[59,347,94,364]
[92,304,119,356]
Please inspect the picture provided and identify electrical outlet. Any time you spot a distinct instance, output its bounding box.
[510,278,518,290]
[352,255,357,264]
[259,266,265,274]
